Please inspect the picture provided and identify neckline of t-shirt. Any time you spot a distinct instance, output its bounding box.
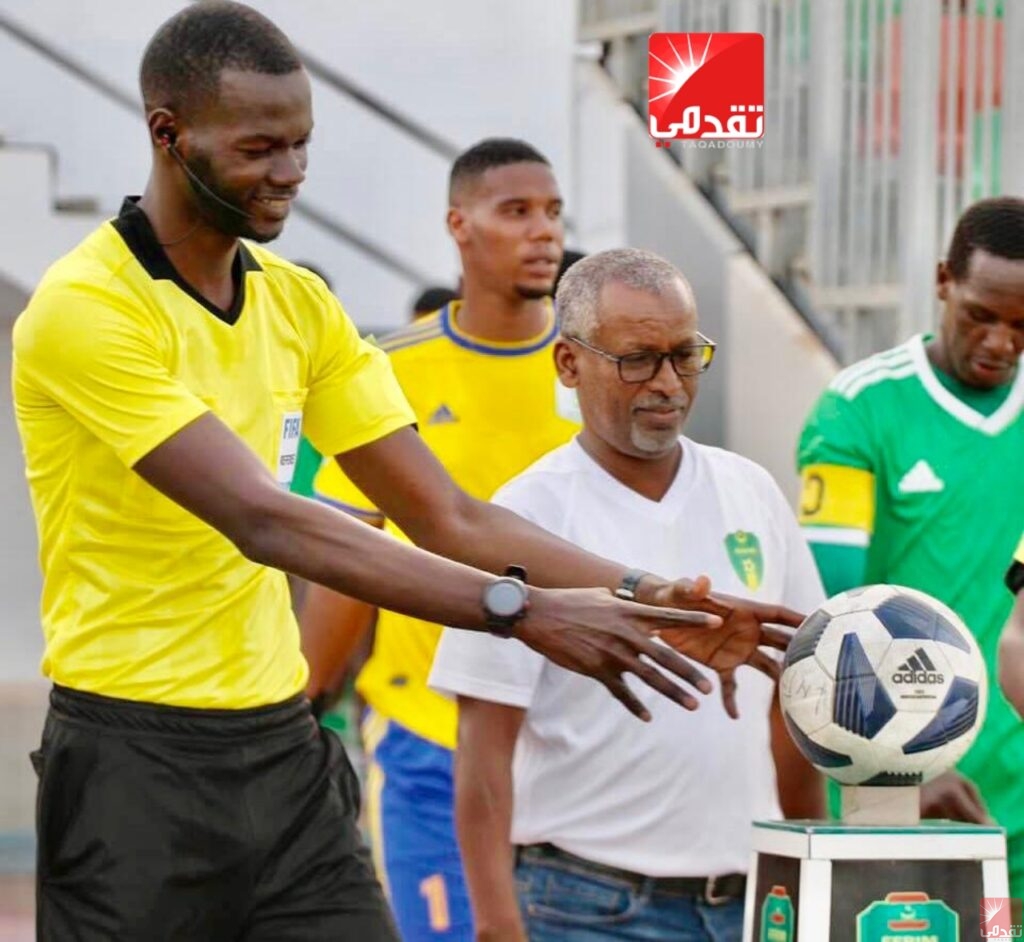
[110,196,261,326]
[440,300,558,356]
[567,436,699,515]
[909,334,1024,435]
[931,358,1012,416]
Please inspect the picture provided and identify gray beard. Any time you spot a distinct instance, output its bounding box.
[629,422,682,454]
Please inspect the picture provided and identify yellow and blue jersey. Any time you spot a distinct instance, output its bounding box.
[313,300,579,748]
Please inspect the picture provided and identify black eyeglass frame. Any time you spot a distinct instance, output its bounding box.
[566,333,717,383]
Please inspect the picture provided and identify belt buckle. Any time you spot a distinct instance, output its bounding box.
[704,875,730,906]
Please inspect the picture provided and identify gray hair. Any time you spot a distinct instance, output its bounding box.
[555,248,694,341]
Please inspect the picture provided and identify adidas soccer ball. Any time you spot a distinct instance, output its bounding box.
[779,585,987,786]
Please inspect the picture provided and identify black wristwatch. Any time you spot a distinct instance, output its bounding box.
[483,565,529,638]
[615,568,653,601]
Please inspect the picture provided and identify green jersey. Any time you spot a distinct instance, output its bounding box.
[797,334,1024,885]
[290,436,323,499]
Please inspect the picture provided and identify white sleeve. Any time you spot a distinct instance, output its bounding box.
[427,472,556,707]
[428,629,545,708]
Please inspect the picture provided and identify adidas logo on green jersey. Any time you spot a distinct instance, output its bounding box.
[897,459,945,494]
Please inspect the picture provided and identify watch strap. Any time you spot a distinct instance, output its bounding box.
[614,568,652,601]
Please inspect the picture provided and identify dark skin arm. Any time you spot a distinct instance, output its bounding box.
[998,592,1024,717]
[455,697,528,942]
[301,581,378,699]
[135,413,718,717]
[337,428,642,591]
[335,428,803,714]
[299,514,382,700]
[919,771,990,823]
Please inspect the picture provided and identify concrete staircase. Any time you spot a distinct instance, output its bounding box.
[0,141,106,307]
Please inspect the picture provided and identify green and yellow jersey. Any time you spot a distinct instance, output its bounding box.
[797,333,1024,891]
[12,198,413,710]
[313,301,579,749]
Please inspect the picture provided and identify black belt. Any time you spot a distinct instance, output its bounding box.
[515,842,746,906]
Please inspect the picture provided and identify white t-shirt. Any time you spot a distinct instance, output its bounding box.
[429,437,825,877]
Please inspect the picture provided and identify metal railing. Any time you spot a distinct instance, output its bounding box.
[580,0,659,41]
[584,0,1023,362]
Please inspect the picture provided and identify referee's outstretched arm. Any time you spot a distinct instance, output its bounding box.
[135,411,723,719]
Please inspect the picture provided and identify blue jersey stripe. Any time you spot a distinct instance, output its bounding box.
[439,303,558,357]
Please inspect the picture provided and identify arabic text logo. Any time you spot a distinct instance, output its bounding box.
[981,897,1023,937]
[648,33,764,146]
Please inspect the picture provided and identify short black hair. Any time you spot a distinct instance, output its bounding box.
[946,196,1024,279]
[140,1,302,117]
[412,286,460,317]
[449,138,550,203]
[554,248,586,294]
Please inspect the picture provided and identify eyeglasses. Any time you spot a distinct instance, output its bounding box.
[566,333,717,383]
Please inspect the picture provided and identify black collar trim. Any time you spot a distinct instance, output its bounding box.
[111,196,262,326]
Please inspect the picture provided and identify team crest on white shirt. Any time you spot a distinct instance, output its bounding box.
[725,530,763,590]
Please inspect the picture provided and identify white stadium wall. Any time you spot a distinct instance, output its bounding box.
[725,254,839,503]
[0,318,47,844]
[0,0,577,326]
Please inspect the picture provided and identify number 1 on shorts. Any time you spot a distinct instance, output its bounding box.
[418,873,451,932]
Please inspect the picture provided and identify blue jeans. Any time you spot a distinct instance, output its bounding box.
[515,855,744,942]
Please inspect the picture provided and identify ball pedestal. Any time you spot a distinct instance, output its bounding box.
[741,787,1009,941]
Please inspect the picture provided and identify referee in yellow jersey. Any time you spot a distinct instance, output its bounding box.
[12,3,799,939]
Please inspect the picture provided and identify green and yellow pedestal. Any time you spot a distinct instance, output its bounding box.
[742,821,1008,941]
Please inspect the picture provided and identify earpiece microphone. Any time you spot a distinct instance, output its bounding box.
[159,130,255,220]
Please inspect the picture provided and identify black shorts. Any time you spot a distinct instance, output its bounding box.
[33,685,398,941]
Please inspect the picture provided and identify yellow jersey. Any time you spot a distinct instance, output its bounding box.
[12,198,414,709]
[314,301,579,748]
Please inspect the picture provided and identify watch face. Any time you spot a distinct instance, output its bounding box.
[487,579,527,618]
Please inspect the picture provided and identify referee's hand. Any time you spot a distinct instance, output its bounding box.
[640,579,801,718]
[514,586,720,720]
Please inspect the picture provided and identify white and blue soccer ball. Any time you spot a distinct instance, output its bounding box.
[779,585,987,786]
